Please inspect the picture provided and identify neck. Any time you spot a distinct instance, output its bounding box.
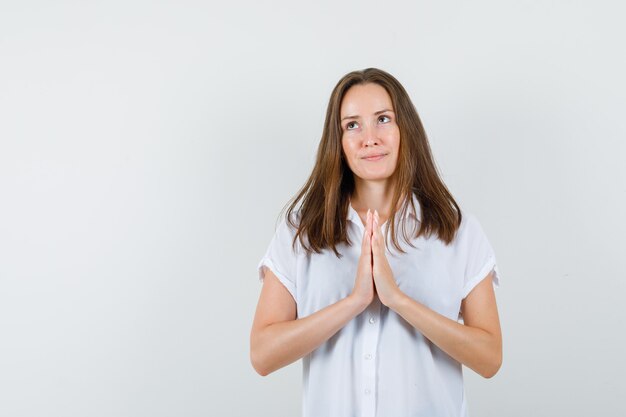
[350,178,396,217]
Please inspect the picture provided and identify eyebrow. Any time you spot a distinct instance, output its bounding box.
[341,109,394,122]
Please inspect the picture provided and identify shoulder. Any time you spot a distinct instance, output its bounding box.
[277,208,302,233]
[453,209,485,245]
[274,209,304,252]
[459,209,480,230]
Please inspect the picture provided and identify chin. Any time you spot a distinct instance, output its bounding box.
[355,172,395,182]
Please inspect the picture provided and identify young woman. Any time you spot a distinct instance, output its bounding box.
[250,68,502,417]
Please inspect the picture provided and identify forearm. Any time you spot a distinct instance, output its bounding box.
[390,293,501,378]
[252,295,368,376]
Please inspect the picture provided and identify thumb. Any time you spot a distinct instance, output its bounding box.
[363,209,374,265]
[361,209,371,254]
[371,210,378,255]
[365,209,372,260]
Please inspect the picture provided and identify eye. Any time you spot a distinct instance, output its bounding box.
[346,121,358,130]
[378,115,391,123]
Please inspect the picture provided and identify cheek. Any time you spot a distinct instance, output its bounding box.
[391,133,401,153]
[342,140,356,158]
[341,142,351,165]
[341,144,360,171]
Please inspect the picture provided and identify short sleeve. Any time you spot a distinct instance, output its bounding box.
[460,213,501,300]
[257,215,299,303]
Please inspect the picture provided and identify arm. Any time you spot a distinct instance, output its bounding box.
[250,269,369,376]
[252,210,376,376]
[388,271,502,378]
[370,210,502,378]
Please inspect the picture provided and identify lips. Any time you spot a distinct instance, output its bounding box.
[362,153,387,161]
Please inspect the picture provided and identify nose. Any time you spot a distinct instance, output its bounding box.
[363,124,379,147]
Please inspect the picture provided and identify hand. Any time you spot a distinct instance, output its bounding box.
[371,210,403,308]
[350,209,375,307]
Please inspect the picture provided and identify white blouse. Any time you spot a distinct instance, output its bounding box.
[257,193,501,417]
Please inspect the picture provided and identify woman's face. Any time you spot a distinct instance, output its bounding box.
[340,83,400,184]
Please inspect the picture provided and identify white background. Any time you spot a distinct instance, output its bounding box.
[1,1,625,416]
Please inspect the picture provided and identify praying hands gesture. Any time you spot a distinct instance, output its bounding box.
[349,209,502,378]
[351,209,404,309]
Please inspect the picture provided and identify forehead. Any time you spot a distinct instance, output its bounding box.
[340,83,393,116]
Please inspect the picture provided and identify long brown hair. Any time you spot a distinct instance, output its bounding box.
[279,67,462,258]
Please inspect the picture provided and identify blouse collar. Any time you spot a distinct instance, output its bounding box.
[347,192,421,226]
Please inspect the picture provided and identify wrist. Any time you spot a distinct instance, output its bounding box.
[347,293,371,313]
[387,290,408,312]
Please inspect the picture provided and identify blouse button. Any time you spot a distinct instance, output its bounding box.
[365,388,371,395]
[365,353,372,360]
[369,317,376,324]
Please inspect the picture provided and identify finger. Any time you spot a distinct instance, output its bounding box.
[368,209,374,266]
[361,213,371,256]
[363,209,368,238]
[362,210,372,260]
[372,210,379,250]
[365,209,374,243]
[375,211,384,256]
